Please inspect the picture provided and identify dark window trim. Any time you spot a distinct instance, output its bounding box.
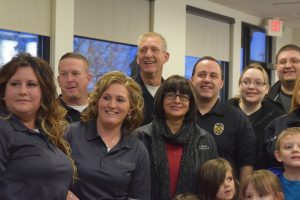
[186,5,235,24]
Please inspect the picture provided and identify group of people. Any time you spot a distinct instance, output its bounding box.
[0,30,299,200]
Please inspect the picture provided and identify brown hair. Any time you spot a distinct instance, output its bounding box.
[0,53,75,176]
[239,63,270,87]
[241,170,284,200]
[197,158,239,200]
[191,56,224,80]
[153,75,198,123]
[59,52,89,71]
[173,193,200,200]
[81,71,144,132]
[275,44,300,64]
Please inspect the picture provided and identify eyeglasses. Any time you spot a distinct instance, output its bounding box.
[278,58,300,66]
[165,92,190,102]
[240,79,266,88]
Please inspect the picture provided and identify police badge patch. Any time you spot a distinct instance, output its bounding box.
[213,122,224,135]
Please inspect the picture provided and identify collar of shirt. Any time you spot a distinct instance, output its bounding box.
[198,99,226,117]
[84,119,135,151]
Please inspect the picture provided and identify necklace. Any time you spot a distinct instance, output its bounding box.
[101,135,121,151]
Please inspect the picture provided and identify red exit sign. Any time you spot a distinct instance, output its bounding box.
[266,19,283,37]
[271,20,282,32]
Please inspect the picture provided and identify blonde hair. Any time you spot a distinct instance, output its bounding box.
[239,63,270,87]
[81,71,144,132]
[275,127,300,151]
[173,193,199,200]
[290,76,300,112]
[241,170,284,200]
[138,32,168,52]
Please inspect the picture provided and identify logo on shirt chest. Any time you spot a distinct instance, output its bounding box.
[213,122,224,135]
[116,160,136,170]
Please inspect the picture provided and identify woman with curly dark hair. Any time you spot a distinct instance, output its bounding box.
[0,53,74,199]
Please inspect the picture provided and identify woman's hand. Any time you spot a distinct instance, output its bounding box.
[67,190,79,200]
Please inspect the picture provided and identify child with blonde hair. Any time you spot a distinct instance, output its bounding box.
[173,193,200,200]
[241,170,284,200]
[274,127,300,199]
[196,158,239,200]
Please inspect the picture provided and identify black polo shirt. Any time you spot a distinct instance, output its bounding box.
[66,120,151,200]
[196,99,256,174]
[0,114,73,200]
[58,95,82,123]
[133,74,163,125]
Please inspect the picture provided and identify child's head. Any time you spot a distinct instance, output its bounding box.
[197,158,238,200]
[241,170,284,200]
[274,127,300,168]
[172,193,200,200]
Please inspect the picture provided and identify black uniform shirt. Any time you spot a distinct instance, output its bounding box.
[66,120,151,200]
[196,100,256,174]
[58,94,82,123]
[0,115,73,200]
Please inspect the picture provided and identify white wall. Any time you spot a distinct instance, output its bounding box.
[293,28,300,45]
[153,0,186,77]
[74,0,150,45]
[0,0,299,97]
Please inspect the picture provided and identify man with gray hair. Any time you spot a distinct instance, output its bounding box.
[134,32,169,125]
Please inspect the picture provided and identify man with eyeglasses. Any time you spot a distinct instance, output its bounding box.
[265,44,300,113]
[191,56,256,186]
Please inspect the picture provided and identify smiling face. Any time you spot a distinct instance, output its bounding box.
[58,57,92,104]
[191,59,224,103]
[163,91,190,122]
[216,170,236,200]
[275,134,300,169]
[97,83,131,129]
[276,50,300,86]
[239,68,269,105]
[4,67,41,123]
[137,36,169,77]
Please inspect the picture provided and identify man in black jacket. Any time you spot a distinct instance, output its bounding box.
[265,44,300,113]
[57,52,92,122]
[134,32,169,125]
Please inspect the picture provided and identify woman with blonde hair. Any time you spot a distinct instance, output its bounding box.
[66,71,150,199]
[227,63,283,169]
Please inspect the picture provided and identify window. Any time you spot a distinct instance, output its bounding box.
[74,36,138,91]
[0,29,49,67]
[241,23,272,83]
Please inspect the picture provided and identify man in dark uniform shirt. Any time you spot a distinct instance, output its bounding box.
[57,53,92,122]
[191,56,256,185]
[265,44,300,113]
[133,32,169,125]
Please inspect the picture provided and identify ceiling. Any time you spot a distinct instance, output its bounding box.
[207,0,300,28]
